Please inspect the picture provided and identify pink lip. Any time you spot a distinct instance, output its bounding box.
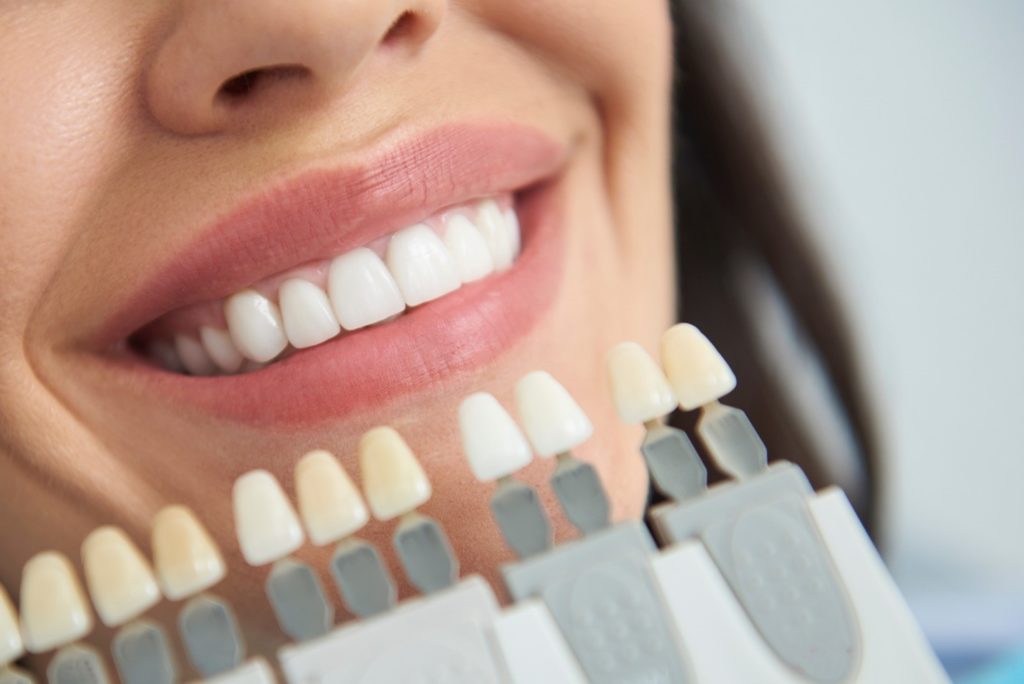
[95,123,569,425]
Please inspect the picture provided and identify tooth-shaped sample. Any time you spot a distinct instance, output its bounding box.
[660,323,736,410]
[385,224,460,306]
[475,200,516,269]
[359,427,431,521]
[279,279,341,349]
[199,326,244,373]
[224,290,288,363]
[0,584,23,665]
[174,334,216,376]
[295,450,369,545]
[151,505,226,600]
[458,393,533,481]
[20,551,93,653]
[515,371,593,457]
[233,470,305,566]
[443,215,494,283]
[327,247,406,331]
[81,527,161,627]
[605,341,677,424]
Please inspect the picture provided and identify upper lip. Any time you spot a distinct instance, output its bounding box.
[95,122,567,348]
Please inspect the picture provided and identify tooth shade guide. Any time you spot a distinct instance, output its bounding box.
[0,584,23,666]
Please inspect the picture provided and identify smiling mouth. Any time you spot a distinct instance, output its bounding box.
[96,123,570,425]
[134,195,524,376]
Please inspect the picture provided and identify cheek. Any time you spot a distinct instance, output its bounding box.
[0,5,146,331]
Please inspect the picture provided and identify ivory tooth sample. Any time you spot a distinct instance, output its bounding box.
[515,371,609,535]
[360,427,458,595]
[20,553,93,653]
[233,470,333,643]
[0,583,33,684]
[81,527,160,627]
[606,342,708,500]
[458,393,551,558]
[152,506,243,678]
[151,506,225,600]
[661,323,767,479]
[20,552,111,684]
[81,527,176,684]
[233,470,305,566]
[295,450,396,618]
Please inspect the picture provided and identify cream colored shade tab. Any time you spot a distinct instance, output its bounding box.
[660,323,737,410]
[514,371,594,457]
[151,505,226,600]
[605,341,677,424]
[458,392,534,481]
[82,526,161,627]
[233,470,306,566]
[0,583,24,666]
[295,449,370,545]
[359,427,431,521]
[19,551,94,653]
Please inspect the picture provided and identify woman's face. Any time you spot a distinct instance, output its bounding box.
[0,0,674,650]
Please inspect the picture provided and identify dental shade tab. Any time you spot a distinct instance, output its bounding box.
[500,371,695,683]
[233,471,333,644]
[294,450,396,619]
[151,506,259,680]
[652,323,858,682]
[80,527,176,684]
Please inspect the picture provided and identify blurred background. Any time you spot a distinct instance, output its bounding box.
[670,1,1024,681]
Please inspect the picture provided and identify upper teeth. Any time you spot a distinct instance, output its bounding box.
[150,198,521,374]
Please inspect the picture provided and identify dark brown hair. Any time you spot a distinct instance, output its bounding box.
[667,1,880,534]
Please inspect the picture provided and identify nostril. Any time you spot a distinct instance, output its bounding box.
[220,69,263,98]
[217,65,309,102]
[382,12,416,45]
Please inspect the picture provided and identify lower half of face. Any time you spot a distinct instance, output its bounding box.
[0,0,675,652]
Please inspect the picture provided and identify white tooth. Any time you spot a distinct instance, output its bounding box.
[443,215,494,283]
[605,342,677,424]
[359,427,431,521]
[81,527,160,628]
[515,371,593,457]
[327,247,406,331]
[295,450,369,545]
[199,326,244,373]
[151,505,226,600]
[147,341,184,373]
[279,279,341,349]
[385,224,461,306]
[233,470,305,566]
[503,206,522,260]
[20,551,93,653]
[224,290,289,363]
[475,200,515,270]
[458,393,533,481]
[0,583,24,666]
[660,323,736,410]
[175,334,217,376]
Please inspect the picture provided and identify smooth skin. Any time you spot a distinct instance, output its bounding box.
[0,0,675,662]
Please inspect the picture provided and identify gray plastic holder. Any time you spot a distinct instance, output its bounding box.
[46,644,111,684]
[111,620,176,684]
[650,461,861,683]
[502,521,694,684]
[266,557,334,643]
[179,593,245,677]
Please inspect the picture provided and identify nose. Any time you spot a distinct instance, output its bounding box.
[147,0,445,135]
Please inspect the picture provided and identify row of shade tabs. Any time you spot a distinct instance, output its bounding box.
[0,323,761,684]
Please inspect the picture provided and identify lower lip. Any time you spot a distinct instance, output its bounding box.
[102,180,565,426]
